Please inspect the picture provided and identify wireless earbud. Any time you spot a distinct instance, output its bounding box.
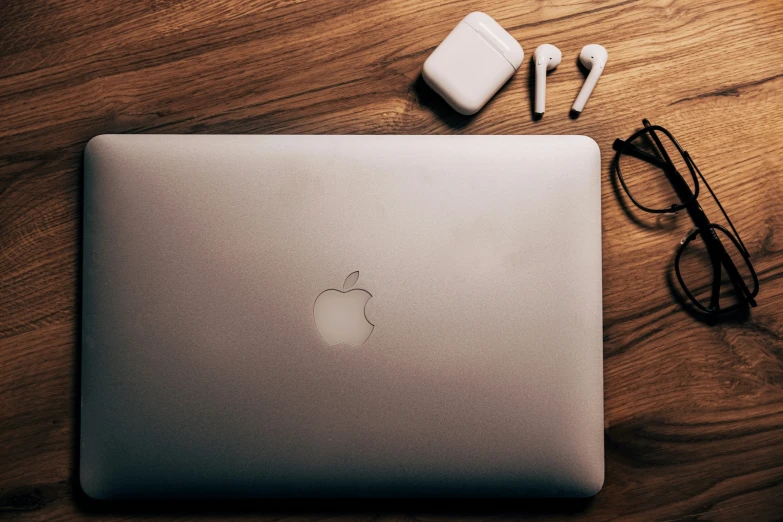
[572,44,607,114]
[533,44,562,115]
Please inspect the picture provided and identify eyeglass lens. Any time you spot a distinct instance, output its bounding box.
[677,226,756,312]
[619,130,696,212]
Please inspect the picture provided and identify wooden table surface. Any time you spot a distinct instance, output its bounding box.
[2,0,783,520]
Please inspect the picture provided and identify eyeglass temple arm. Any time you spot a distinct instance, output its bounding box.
[712,231,757,308]
[612,139,668,169]
[708,240,723,310]
[685,152,751,258]
[642,119,681,175]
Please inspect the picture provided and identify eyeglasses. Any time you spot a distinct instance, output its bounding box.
[613,119,759,315]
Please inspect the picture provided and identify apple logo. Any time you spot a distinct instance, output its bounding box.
[313,271,374,346]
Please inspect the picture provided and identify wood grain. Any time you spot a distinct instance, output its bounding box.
[2,0,783,520]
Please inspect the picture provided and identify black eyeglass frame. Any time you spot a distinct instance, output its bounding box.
[675,224,759,314]
[613,123,700,214]
[612,119,759,314]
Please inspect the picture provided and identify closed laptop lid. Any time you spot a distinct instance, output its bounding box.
[80,134,604,498]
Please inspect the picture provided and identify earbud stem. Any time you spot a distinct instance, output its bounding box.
[534,61,547,115]
[572,63,603,113]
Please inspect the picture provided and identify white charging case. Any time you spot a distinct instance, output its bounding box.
[422,12,523,115]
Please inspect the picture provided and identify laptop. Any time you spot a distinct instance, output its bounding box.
[80,134,604,499]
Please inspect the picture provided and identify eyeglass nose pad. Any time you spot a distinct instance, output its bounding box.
[665,203,681,215]
[680,227,700,245]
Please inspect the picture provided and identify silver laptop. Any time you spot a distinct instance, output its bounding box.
[80,135,604,499]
